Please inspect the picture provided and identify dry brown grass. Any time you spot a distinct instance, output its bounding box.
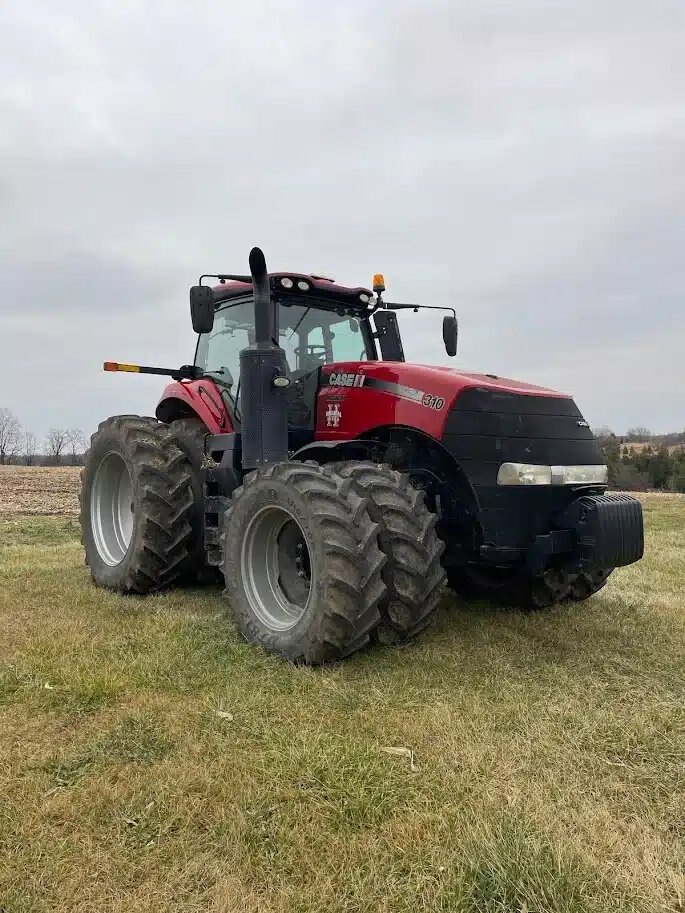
[0,465,81,515]
[0,490,683,912]
[622,443,685,455]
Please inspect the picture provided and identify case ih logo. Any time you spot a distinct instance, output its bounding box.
[327,372,366,388]
[323,371,446,410]
[325,403,342,427]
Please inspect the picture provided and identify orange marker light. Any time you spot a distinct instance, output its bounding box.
[103,362,140,372]
[373,273,385,293]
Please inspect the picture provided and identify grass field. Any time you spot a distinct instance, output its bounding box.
[0,469,683,912]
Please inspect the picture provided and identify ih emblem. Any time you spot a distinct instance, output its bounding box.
[325,402,342,428]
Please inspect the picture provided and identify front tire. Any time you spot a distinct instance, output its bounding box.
[221,462,386,664]
[444,560,612,610]
[568,567,614,600]
[80,416,194,593]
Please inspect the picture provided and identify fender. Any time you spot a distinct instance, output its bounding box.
[292,426,479,518]
[291,439,382,464]
[156,379,233,433]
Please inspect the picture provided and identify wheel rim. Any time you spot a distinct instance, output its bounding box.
[241,505,312,632]
[90,451,134,566]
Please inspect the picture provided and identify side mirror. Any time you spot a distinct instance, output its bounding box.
[443,315,458,357]
[190,286,215,334]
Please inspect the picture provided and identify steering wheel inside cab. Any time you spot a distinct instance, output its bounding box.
[293,344,328,371]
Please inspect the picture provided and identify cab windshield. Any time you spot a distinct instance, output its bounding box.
[195,299,368,386]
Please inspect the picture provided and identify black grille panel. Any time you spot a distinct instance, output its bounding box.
[443,389,603,487]
[441,388,605,549]
[450,411,591,439]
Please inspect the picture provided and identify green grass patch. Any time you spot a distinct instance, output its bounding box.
[445,813,635,913]
[38,715,174,790]
[0,515,81,548]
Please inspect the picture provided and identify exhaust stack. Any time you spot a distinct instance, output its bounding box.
[239,247,290,470]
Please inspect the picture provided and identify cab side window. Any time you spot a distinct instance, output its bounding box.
[195,301,253,390]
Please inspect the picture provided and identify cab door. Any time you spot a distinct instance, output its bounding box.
[194,300,255,426]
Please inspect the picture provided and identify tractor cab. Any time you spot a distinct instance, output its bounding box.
[204,296,362,436]
[192,270,457,378]
[190,272,405,441]
[188,268,458,435]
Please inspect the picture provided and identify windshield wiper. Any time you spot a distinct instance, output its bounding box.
[288,307,312,339]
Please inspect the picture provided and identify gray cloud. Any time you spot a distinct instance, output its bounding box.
[1,0,683,437]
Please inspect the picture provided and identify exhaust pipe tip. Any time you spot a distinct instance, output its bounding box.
[248,246,275,345]
[249,247,267,280]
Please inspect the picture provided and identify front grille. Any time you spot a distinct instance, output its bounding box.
[441,388,605,548]
[442,388,603,487]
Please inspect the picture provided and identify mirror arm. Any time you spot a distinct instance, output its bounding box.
[385,302,457,318]
[198,273,252,285]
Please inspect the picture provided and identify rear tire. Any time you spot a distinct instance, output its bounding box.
[80,416,194,594]
[332,462,446,643]
[221,462,386,664]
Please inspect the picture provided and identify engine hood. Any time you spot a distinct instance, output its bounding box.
[361,361,569,403]
[318,360,575,443]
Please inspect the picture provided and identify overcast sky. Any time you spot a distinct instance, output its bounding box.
[1,0,683,439]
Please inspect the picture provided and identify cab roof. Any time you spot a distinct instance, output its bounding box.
[212,272,374,310]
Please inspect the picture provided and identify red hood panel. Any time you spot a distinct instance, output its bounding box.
[374,362,567,398]
[326,361,566,401]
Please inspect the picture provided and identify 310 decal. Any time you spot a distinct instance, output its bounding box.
[422,393,445,410]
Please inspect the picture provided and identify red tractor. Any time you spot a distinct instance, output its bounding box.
[81,247,644,663]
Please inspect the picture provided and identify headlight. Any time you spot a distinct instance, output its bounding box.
[280,277,294,289]
[551,464,608,485]
[497,463,608,486]
[297,280,310,291]
[497,463,552,486]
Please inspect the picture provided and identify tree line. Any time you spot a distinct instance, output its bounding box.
[594,427,685,492]
[0,408,87,466]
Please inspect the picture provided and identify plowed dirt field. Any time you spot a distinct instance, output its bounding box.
[0,466,80,515]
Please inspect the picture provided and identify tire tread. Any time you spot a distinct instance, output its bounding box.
[333,461,446,643]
